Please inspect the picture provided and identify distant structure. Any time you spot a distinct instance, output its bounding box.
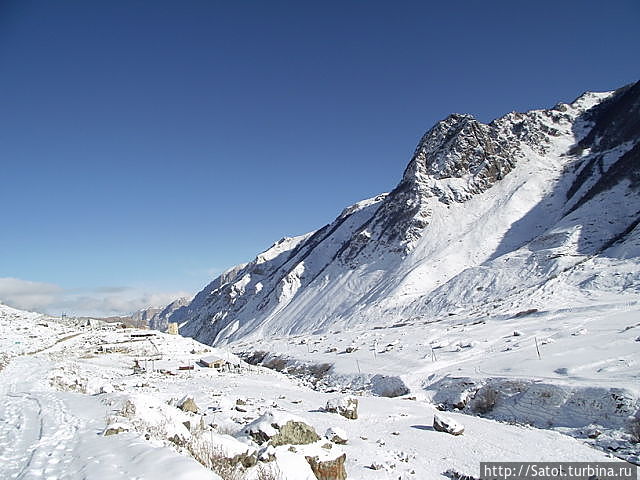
[167,322,179,335]
[200,356,226,369]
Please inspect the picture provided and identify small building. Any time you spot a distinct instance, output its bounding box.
[200,356,227,369]
[167,322,179,335]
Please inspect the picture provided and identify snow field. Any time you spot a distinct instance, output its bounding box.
[0,307,627,479]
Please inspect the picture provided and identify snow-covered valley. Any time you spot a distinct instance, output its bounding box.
[0,304,634,480]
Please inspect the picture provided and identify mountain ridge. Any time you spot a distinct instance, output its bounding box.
[151,81,640,347]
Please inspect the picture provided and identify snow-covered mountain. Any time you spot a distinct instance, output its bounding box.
[147,296,192,331]
[162,81,640,346]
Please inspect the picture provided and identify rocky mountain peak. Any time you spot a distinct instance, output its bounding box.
[399,111,519,205]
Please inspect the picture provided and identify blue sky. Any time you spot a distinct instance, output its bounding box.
[1,0,638,316]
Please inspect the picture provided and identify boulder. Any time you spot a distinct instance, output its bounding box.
[177,395,199,414]
[370,374,410,397]
[240,411,320,446]
[270,420,321,447]
[325,396,358,420]
[433,413,464,436]
[305,453,347,480]
[103,422,129,436]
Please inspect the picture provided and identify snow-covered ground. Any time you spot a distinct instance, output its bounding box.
[230,290,640,464]
[0,304,634,480]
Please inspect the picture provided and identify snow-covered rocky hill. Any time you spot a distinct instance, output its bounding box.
[158,81,640,348]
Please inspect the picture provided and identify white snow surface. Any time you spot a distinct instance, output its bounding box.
[0,306,629,479]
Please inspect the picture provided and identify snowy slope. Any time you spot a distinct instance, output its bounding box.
[0,305,627,480]
[163,81,640,349]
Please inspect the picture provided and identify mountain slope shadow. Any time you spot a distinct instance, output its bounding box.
[488,80,640,262]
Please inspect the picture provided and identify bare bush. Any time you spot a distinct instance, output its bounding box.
[187,441,244,480]
[628,416,640,443]
[263,356,289,372]
[471,386,498,414]
[255,464,281,480]
[308,362,332,380]
[0,353,10,372]
[244,351,269,365]
[211,423,237,436]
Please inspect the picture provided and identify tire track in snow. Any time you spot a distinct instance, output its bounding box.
[2,391,82,480]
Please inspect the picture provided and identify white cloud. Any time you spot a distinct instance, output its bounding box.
[0,277,191,317]
[0,277,64,312]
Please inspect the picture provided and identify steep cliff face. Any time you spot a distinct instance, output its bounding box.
[160,81,640,346]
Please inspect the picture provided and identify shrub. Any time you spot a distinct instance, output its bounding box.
[628,416,640,443]
[471,386,498,414]
[187,442,244,480]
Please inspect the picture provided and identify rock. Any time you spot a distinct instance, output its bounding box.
[370,374,410,397]
[177,395,199,414]
[325,426,348,445]
[269,420,321,447]
[241,411,320,446]
[433,413,464,436]
[305,453,347,480]
[103,423,129,436]
[325,396,358,420]
[587,428,602,439]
